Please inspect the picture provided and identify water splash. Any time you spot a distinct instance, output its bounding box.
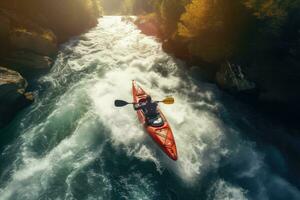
[0,16,299,200]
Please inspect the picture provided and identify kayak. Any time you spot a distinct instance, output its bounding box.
[132,80,178,161]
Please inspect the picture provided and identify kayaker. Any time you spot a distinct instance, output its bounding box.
[134,95,158,118]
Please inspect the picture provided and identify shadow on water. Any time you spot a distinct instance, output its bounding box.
[218,91,300,188]
[0,16,299,200]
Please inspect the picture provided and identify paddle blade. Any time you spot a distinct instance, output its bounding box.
[114,100,129,107]
[162,97,174,104]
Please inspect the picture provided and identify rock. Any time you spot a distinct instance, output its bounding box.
[0,67,27,88]
[121,16,135,23]
[10,28,57,56]
[0,14,10,42]
[4,51,53,69]
[135,14,161,38]
[162,38,190,60]
[0,66,33,128]
[216,62,256,94]
[189,64,218,82]
[24,92,34,101]
[0,8,58,57]
[136,19,160,37]
[0,9,55,72]
[0,14,10,54]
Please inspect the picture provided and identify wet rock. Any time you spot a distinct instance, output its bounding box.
[162,38,190,60]
[136,19,160,37]
[4,51,53,70]
[189,65,218,82]
[121,16,135,23]
[135,14,161,38]
[0,9,55,71]
[216,62,256,94]
[0,14,10,42]
[10,28,57,56]
[0,8,58,57]
[0,2,102,127]
[0,66,33,128]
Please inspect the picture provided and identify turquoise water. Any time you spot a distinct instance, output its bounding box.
[0,16,299,200]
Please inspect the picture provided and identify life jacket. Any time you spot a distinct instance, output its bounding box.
[143,101,158,116]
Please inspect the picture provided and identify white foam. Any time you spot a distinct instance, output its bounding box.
[0,112,105,199]
[209,179,248,200]
[1,16,298,200]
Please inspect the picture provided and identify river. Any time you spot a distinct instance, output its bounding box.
[0,16,299,200]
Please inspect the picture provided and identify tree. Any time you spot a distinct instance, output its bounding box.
[178,0,224,38]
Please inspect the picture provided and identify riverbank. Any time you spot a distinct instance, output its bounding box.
[134,7,300,128]
[0,17,299,199]
[0,1,101,128]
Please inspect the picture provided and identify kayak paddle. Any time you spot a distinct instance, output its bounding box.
[114,97,174,107]
[114,100,134,107]
[158,96,175,104]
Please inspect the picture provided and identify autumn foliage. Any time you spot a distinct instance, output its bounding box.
[128,0,300,63]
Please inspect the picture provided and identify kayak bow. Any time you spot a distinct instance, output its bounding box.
[132,80,178,161]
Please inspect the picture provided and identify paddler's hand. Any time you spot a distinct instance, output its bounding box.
[133,103,139,110]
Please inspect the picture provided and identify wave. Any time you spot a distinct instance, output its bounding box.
[0,16,299,200]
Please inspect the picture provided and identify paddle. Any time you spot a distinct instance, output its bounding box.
[114,100,134,107]
[158,96,175,104]
[114,97,175,107]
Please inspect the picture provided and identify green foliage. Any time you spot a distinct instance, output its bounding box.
[3,0,297,64]
[178,0,224,38]
[243,0,299,19]
[115,0,300,64]
[175,0,242,62]
[159,0,186,34]
[243,0,300,34]
[144,0,300,63]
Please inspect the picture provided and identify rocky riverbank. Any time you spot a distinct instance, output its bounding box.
[133,1,300,126]
[0,66,33,127]
[0,1,101,128]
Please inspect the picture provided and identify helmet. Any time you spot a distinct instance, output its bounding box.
[146,95,152,102]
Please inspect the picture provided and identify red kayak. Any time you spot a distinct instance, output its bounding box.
[132,80,178,161]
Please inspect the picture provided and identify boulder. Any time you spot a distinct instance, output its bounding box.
[216,62,256,94]
[0,66,33,128]
[10,28,57,56]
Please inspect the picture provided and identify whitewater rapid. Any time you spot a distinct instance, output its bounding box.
[0,16,299,200]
